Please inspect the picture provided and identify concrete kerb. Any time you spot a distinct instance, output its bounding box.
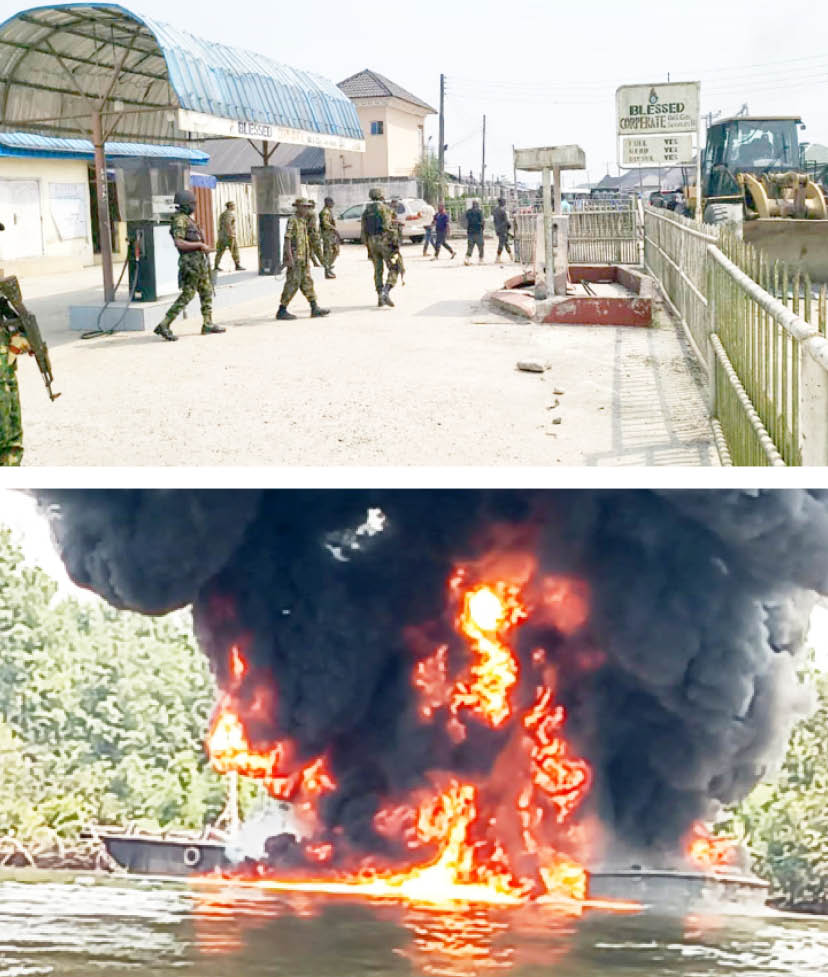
[488,266,654,326]
[67,267,284,334]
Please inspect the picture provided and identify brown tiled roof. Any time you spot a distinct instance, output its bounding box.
[338,69,436,114]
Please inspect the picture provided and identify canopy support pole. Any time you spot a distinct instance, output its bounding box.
[92,109,115,303]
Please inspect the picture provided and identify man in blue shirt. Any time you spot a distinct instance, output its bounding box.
[432,203,457,260]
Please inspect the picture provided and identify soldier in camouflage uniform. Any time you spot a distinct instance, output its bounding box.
[319,196,341,279]
[0,306,32,466]
[302,200,325,270]
[276,199,330,320]
[214,201,244,272]
[155,190,225,341]
[361,187,400,307]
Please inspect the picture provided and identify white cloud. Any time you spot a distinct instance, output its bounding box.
[0,490,95,602]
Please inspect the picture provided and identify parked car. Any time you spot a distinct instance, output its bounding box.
[337,197,427,243]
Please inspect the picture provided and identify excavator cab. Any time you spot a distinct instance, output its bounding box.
[700,117,803,207]
[688,116,828,282]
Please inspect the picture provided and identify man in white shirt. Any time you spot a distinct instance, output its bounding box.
[420,201,436,256]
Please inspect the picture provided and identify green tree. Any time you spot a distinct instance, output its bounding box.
[0,526,229,841]
[414,152,443,205]
[717,666,828,910]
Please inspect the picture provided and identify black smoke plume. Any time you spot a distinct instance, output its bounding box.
[34,490,828,864]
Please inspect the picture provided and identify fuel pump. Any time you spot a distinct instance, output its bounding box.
[252,166,300,275]
[116,159,192,301]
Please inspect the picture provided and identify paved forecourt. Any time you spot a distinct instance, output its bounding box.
[17,244,717,466]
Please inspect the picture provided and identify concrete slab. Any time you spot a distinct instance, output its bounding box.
[514,145,587,170]
[490,289,536,319]
[69,301,167,333]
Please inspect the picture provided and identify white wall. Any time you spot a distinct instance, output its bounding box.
[325,98,431,181]
[386,104,424,177]
[0,157,93,275]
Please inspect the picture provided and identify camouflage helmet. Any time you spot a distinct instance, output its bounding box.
[173,189,196,213]
[293,197,307,209]
[369,187,385,201]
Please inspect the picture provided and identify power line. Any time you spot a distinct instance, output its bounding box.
[447,52,828,91]
[446,58,828,102]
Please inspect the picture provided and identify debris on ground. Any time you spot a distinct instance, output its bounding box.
[517,360,547,373]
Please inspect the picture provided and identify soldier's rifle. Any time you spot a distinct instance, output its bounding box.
[0,277,60,401]
[389,217,406,285]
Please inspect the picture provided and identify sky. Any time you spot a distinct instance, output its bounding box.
[1,488,828,669]
[1,0,827,188]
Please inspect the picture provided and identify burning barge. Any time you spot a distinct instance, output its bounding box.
[43,490,808,922]
[91,824,768,914]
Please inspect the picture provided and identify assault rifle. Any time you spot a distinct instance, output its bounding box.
[0,276,60,401]
[389,218,406,285]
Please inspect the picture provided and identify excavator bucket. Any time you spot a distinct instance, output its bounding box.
[743,220,828,284]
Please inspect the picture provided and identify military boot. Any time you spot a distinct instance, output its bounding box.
[235,264,245,271]
[324,269,336,279]
[310,302,330,318]
[377,292,384,307]
[381,285,395,308]
[276,305,297,321]
[201,322,226,335]
[154,322,178,342]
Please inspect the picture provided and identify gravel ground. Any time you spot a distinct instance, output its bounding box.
[16,244,717,467]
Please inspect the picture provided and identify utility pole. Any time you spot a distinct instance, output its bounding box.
[481,114,486,205]
[512,144,517,203]
[438,73,445,204]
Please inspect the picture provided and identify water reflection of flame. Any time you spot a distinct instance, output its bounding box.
[399,907,515,977]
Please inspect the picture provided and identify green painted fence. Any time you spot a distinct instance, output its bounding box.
[644,205,828,466]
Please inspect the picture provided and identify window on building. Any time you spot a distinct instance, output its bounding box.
[370,121,384,136]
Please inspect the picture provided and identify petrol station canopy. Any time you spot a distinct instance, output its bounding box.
[0,3,366,151]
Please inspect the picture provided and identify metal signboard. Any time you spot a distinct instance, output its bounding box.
[621,134,694,166]
[616,82,700,135]
[177,109,366,153]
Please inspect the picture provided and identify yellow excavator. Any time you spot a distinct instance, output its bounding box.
[686,116,828,281]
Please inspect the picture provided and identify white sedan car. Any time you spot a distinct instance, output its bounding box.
[337,198,428,243]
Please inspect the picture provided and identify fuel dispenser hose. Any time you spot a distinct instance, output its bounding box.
[80,239,140,340]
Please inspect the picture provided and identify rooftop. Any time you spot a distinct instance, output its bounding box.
[338,69,436,114]
[0,4,364,147]
[0,130,208,162]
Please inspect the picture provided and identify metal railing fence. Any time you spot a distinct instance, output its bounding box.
[644,207,719,371]
[643,204,828,466]
[568,199,639,264]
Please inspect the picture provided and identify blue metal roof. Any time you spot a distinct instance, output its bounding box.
[0,5,365,148]
[0,130,209,163]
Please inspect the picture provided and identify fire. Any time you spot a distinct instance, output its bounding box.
[523,688,591,824]
[451,583,525,727]
[229,644,246,681]
[686,822,739,872]
[201,567,638,917]
[207,709,283,780]
[206,648,336,815]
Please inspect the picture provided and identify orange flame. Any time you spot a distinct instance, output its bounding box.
[206,649,336,812]
[201,571,637,917]
[207,708,284,780]
[451,583,526,727]
[686,822,739,872]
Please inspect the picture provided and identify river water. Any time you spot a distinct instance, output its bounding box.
[1,880,827,977]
